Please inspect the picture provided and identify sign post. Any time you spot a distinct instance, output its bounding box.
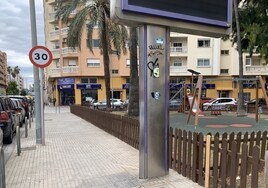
[29,46,53,145]
[111,0,232,179]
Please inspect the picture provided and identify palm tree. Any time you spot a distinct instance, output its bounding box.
[127,27,139,116]
[56,0,128,111]
[7,66,12,80]
[233,0,246,115]
[13,66,20,79]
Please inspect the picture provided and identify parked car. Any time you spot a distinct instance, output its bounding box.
[0,96,17,144]
[169,99,182,109]
[8,95,30,119]
[203,97,237,111]
[11,98,26,127]
[123,99,129,109]
[93,99,124,109]
[246,98,267,107]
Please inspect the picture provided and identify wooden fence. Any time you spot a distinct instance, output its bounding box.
[169,128,267,187]
[70,105,267,187]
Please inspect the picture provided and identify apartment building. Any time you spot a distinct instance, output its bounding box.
[0,50,7,95]
[44,0,131,105]
[43,0,267,105]
[169,32,268,101]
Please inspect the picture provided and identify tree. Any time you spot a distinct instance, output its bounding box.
[233,0,245,115]
[7,66,20,80]
[6,81,19,95]
[56,0,128,111]
[230,0,268,114]
[127,27,139,116]
[20,89,27,96]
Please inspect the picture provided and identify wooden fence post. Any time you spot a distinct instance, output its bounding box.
[265,150,268,187]
[205,135,211,188]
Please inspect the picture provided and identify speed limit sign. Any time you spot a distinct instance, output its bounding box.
[29,46,53,68]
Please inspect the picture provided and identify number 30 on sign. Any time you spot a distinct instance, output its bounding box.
[29,46,53,68]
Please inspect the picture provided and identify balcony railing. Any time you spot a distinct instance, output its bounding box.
[61,27,69,35]
[62,66,79,74]
[170,66,188,75]
[62,47,78,54]
[49,12,57,21]
[48,68,61,78]
[170,47,187,53]
[51,49,60,58]
[245,65,268,75]
[49,30,60,38]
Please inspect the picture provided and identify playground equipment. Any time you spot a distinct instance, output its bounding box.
[187,75,268,126]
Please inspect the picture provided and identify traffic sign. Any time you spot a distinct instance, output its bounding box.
[29,46,53,68]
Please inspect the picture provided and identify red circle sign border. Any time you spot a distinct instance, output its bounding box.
[29,46,53,68]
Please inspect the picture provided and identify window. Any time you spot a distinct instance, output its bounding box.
[197,58,210,66]
[126,59,139,67]
[245,57,251,66]
[220,69,229,74]
[221,50,229,55]
[55,60,60,68]
[68,60,76,66]
[111,50,118,55]
[172,42,182,47]
[198,39,210,47]
[87,59,100,67]
[81,77,97,83]
[93,39,100,48]
[174,60,182,66]
[112,69,119,74]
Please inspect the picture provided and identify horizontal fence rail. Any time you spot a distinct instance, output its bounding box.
[71,105,267,187]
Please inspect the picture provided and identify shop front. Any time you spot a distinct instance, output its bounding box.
[57,78,75,105]
[77,83,102,105]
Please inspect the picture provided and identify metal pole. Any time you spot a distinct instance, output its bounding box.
[25,117,28,138]
[0,129,6,188]
[40,69,45,145]
[29,0,42,144]
[16,126,21,156]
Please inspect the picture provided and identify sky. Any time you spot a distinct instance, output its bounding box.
[0,0,44,88]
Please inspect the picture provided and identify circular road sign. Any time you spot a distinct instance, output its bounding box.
[29,46,53,68]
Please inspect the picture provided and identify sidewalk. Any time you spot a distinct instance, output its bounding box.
[5,106,202,188]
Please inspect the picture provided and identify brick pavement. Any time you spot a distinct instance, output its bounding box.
[5,106,202,188]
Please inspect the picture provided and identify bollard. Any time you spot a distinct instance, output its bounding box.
[25,118,28,138]
[16,126,21,156]
[29,113,31,128]
[0,130,6,188]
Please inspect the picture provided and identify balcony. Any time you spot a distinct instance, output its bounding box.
[49,12,57,23]
[48,68,61,78]
[61,27,69,36]
[49,30,60,41]
[62,47,78,56]
[62,66,79,74]
[170,66,188,76]
[170,47,188,57]
[47,0,56,5]
[51,49,60,59]
[244,65,268,75]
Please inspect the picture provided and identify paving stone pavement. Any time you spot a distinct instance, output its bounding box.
[5,106,203,188]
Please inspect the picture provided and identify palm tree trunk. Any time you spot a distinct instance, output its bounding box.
[101,19,111,111]
[128,27,139,116]
[233,0,246,115]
